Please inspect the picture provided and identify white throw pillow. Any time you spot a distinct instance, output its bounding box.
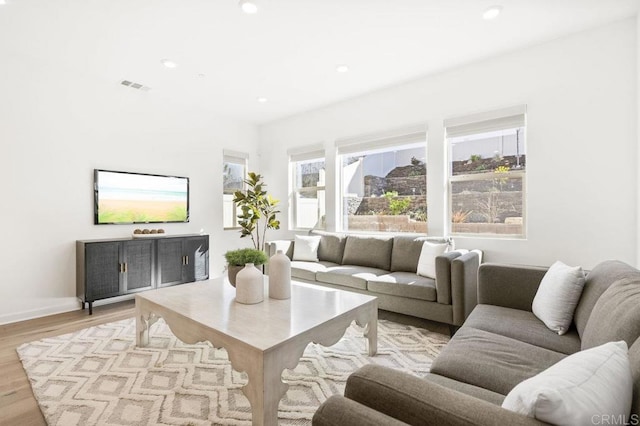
[292,235,321,262]
[532,261,586,335]
[416,241,449,279]
[502,341,633,426]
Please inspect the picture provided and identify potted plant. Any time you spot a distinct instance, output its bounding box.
[224,248,268,287]
[233,172,281,252]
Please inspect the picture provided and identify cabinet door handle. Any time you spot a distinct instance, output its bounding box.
[119,263,123,273]
[185,255,189,265]
[124,263,127,273]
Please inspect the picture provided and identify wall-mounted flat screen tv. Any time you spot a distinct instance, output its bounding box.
[94,169,189,224]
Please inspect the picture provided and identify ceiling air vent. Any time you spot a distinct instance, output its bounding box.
[120,80,151,91]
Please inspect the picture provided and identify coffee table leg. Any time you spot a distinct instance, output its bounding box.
[135,298,159,348]
[365,309,378,356]
[355,301,378,356]
[235,350,290,426]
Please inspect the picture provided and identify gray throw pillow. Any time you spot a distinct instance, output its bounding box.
[342,235,393,270]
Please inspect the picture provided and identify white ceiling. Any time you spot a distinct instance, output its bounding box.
[1,0,638,124]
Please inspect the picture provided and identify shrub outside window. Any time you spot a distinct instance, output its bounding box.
[447,107,526,237]
[223,152,247,229]
[338,140,427,233]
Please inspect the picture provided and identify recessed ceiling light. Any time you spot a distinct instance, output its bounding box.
[257,97,267,103]
[336,64,349,73]
[239,0,258,14]
[161,59,178,69]
[483,5,503,20]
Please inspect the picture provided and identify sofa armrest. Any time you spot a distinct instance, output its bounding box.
[343,364,549,426]
[451,251,481,326]
[265,240,294,258]
[312,395,410,426]
[435,251,462,305]
[477,263,548,311]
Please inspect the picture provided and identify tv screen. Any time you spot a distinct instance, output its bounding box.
[94,169,189,224]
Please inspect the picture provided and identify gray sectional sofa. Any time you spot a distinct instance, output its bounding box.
[266,230,481,327]
[313,260,640,426]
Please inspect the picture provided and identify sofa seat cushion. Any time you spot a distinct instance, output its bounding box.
[366,272,436,302]
[424,373,505,406]
[465,304,581,355]
[430,327,566,395]
[316,265,388,290]
[291,261,338,281]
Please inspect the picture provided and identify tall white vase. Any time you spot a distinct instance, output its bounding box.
[235,263,264,304]
[269,250,291,299]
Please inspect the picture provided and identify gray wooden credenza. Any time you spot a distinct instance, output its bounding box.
[76,234,209,314]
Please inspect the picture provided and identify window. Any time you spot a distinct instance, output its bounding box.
[337,127,427,233]
[446,106,526,237]
[223,150,248,229]
[289,147,325,230]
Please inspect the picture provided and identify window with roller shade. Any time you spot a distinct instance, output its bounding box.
[446,106,526,237]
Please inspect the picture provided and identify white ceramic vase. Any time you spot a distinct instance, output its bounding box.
[235,263,264,304]
[269,250,291,299]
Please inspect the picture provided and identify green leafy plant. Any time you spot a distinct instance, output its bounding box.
[384,191,411,215]
[224,248,268,266]
[233,172,281,251]
[469,154,482,162]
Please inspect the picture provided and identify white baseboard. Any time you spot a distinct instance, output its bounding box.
[0,298,80,325]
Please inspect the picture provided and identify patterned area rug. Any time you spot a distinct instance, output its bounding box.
[18,318,449,426]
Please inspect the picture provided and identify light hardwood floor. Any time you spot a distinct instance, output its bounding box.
[0,300,447,426]
[0,300,136,426]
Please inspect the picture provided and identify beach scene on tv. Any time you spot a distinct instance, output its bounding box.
[97,171,189,224]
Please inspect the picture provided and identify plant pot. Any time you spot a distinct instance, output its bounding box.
[227,264,244,287]
[235,263,264,304]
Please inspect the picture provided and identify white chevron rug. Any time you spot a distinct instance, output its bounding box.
[18,318,448,426]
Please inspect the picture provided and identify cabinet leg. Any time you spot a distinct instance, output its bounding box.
[81,301,85,310]
[89,301,93,315]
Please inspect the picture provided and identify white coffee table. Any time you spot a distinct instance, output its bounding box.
[135,277,378,426]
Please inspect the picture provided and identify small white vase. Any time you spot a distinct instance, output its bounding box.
[236,263,264,304]
[269,250,291,299]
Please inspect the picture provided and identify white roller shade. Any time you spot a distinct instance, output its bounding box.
[223,149,249,163]
[335,124,427,155]
[287,143,325,162]
[444,105,526,138]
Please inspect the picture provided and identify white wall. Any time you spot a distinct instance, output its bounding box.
[637,12,640,268]
[259,19,638,270]
[0,52,258,324]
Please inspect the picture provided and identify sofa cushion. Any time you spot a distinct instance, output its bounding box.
[502,341,633,426]
[581,276,640,350]
[531,261,585,335]
[316,265,388,290]
[574,260,640,339]
[417,241,450,279]
[390,235,450,273]
[310,230,347,264]
[292,235,321,261]
[430,327,566,395]
[466,305,581,355]
[291,260,338,281]
[366,272,437,302]
[342,235,393,271]
[425,373,505,406]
